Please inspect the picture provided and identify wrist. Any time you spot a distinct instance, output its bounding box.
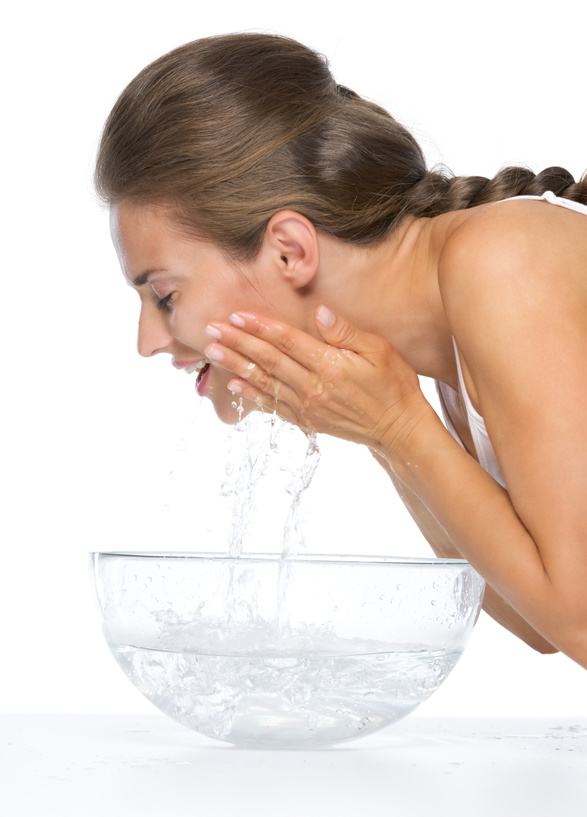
[375,399,450,479]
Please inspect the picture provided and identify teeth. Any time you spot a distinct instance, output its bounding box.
[184,359,208,375]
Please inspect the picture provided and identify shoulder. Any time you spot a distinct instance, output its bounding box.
[438,198,586,327]
[439,198,576,283]
[436,198,587,410]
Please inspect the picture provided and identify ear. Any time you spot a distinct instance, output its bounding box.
[262,211,320,289]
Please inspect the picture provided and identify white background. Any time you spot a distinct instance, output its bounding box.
[2,0,585,717]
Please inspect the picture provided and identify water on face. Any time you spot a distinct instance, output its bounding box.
[110,643,463,748]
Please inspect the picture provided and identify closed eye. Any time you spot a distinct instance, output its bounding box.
[156,293,174,311]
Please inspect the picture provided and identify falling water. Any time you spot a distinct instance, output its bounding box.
[219,407,321,559]
[281,431,321,559]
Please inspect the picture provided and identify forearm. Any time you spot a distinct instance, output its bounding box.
[371,450,559,654]
[374,408,587,665]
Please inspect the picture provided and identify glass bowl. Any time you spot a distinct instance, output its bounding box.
[90,552,484,748]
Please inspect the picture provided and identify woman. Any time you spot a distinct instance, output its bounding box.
[97,33,587,668]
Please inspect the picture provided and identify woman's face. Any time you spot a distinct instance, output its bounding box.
[110,201,290,423]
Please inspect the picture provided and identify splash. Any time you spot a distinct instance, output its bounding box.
[220,411,320,559]
[281,431,321,559]
[222,412,282,558]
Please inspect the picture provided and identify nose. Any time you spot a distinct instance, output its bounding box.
[137,307,174,358]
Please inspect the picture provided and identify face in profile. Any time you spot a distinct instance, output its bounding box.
[110,201,275,424]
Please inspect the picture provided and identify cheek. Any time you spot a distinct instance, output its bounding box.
[171,306,206,348]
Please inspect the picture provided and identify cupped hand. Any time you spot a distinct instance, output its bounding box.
[204,306,430,453]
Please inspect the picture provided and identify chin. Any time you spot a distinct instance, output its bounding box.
[204,374,257,425]
[211,393,258,425]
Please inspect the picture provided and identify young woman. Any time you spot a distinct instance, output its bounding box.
[97,33,587,669]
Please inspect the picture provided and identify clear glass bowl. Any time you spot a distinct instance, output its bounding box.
[90,552,485,748]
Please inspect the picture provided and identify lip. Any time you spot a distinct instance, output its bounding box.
[171,357,211,396]
[196,363,211,396]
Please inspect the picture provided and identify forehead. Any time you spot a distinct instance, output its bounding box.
[110,200,171,251]
[109,201,251,293]
[110,201,189,282]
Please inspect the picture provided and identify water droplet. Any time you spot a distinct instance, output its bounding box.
[220,481,233,497]
[237,397,244,422]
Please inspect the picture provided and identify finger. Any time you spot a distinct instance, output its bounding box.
[204,337,309,409]
[228,378,305,427]
[314,305,385,361]
[205,320,317,393]
[228,312,333,372]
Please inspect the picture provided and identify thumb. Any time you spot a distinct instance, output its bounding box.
[314,305,372,354]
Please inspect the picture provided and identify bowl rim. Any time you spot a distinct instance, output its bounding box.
[89,551,474,568]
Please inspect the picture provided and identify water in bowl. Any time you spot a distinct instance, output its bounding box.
[110,641,462,748]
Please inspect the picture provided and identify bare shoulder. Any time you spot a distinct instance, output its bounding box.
[437,197,587,411]
[438,198,587,321]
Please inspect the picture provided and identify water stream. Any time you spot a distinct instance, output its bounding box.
[220,408,321,559]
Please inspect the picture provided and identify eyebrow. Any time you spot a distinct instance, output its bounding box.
[131,269,166,287]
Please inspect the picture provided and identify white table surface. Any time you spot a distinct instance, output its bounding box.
[2,714,585,816]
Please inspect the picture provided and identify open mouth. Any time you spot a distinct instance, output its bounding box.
[178,358,211,396]
[183,360,209,376]
[196,361,210,384]
[196,362,211,395]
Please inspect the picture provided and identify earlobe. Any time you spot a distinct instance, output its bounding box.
[264,211,319,289]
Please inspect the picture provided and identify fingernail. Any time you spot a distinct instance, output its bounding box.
[229,313,246,328]
[204,324,222,340]
[205,344,224,362]
[317,305,335,327]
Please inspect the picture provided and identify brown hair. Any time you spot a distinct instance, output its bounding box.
[95,33,587,260]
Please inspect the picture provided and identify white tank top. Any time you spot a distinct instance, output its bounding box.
[436,190,587,489]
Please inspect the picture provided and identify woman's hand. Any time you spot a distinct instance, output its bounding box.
[204,305,431,453]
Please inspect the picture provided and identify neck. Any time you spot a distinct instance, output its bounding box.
[314,216,457,384]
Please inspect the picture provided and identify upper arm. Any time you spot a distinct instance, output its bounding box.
[438,201,587,601]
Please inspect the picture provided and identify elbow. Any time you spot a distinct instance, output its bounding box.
[534,601,587,666]
[522,632,559,655]
[532,641,559,656]
[557,623,587,669]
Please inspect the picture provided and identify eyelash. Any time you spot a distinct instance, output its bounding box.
[156,293,174,311]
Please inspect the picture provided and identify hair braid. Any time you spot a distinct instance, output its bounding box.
[406,165,587,219]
